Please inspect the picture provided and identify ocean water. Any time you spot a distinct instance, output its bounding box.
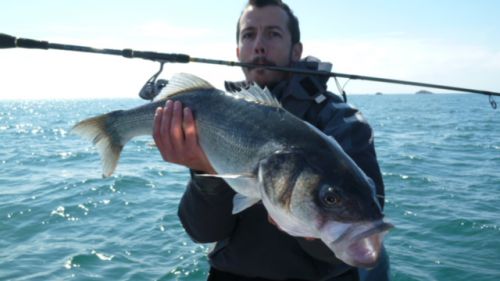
[0,94,499,281]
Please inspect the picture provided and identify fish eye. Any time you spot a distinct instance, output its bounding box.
[320,185,341,207]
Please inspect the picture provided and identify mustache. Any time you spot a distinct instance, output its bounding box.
[245,57,277,70]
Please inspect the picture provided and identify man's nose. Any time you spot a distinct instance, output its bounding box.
[253,34,266,55]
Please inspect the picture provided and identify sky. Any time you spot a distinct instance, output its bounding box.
[1,0,499,99]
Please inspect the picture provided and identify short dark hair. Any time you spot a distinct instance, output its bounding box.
[236,0,300,45]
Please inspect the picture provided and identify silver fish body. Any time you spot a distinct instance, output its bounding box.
[73,73,392,268]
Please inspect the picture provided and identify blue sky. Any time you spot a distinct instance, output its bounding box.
[1,0,499,99]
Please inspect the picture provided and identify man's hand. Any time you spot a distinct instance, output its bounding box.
[153,100,216,174]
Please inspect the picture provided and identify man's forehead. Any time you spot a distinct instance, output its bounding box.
[239,5,289,30]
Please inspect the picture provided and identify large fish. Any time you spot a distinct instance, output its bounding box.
[73,73,392,268]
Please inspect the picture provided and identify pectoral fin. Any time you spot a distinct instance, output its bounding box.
[232,194,260,214]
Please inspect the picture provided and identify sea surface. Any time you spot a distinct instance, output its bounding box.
[1,94,499,281]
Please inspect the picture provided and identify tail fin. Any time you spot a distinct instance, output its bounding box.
[72,113,123,177]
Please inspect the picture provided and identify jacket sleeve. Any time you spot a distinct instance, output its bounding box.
[177,170,237,243]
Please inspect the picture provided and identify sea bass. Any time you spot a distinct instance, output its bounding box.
[73,73,392,268]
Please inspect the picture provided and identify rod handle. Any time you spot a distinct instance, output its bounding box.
[0,33,49,49]
[0,33,16,48]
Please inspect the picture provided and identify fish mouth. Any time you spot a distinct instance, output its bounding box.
[335,220,394,243]
[321,220,393,268]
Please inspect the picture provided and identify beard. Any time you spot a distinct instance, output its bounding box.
[243,53,293,88]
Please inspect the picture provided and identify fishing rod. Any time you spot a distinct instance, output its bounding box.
[1,33,498,108]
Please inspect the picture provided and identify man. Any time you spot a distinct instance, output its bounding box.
[153,0,390,280]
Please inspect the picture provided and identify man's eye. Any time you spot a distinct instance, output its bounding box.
[241,32,254,40]
[269,31,282,38]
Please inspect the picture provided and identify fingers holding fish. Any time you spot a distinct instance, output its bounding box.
[179,104,216,173]
[171,101,186,151]
[183,107,197,147]
[154,100,182,163]
[153,100,173,162]
[153,99,215,174]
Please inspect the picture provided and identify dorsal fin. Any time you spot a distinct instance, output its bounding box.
[154,73,215,101]
[229,83,282,108]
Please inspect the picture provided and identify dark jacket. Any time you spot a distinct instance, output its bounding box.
[177,60,387,280]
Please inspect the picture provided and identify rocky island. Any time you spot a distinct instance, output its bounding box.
[415,90,434,95]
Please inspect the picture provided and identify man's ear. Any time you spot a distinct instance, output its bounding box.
[292,42,303,61]
[236,47,241,61]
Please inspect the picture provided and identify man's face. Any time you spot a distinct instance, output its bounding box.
[237,5,302,87]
